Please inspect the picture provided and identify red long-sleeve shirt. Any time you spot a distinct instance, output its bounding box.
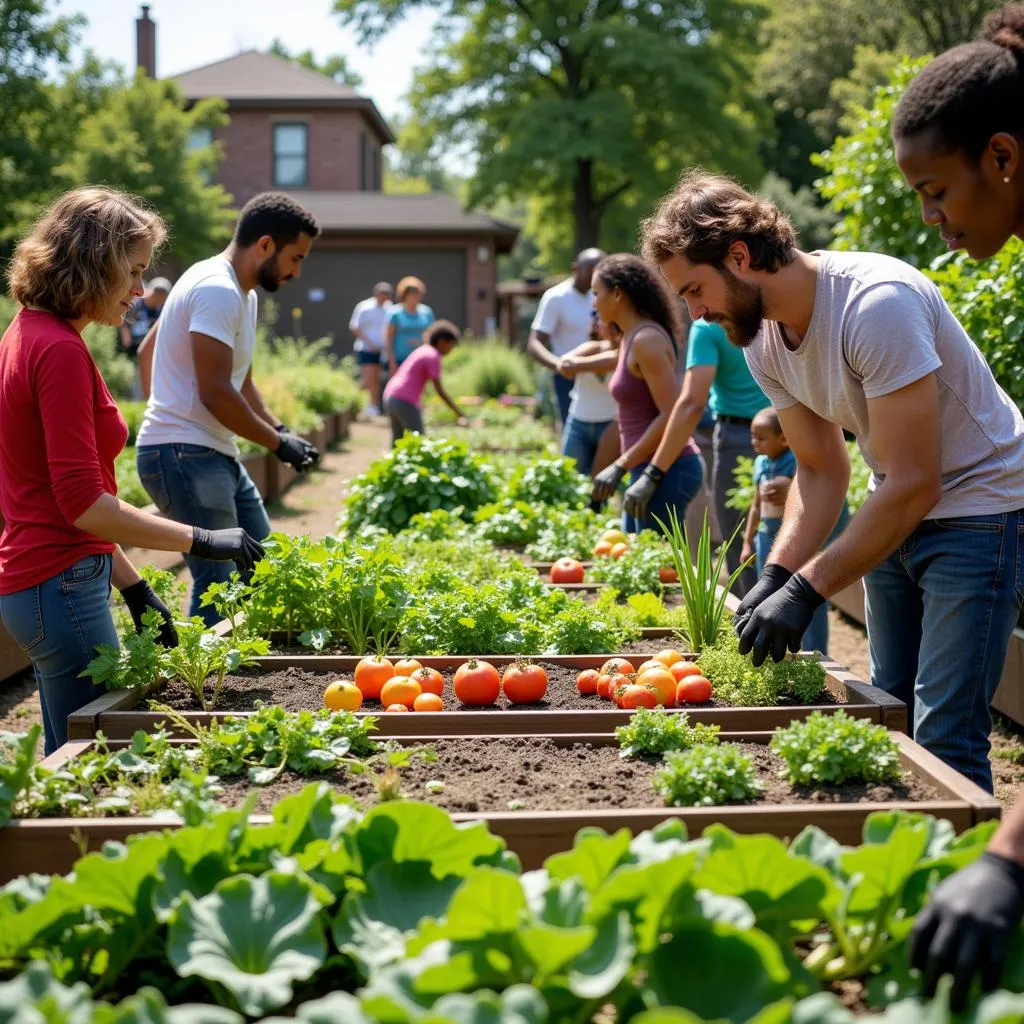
[0,309,128,595]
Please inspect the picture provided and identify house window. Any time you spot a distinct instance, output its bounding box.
[187,128,214,183]
[273,123,308,188]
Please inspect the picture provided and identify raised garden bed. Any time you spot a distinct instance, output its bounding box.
[0,728,997,879]
[67,653,907,740]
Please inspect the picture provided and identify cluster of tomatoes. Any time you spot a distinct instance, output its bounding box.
[576,649,713,709]
[322,656,549,713]
[548,526,679,585]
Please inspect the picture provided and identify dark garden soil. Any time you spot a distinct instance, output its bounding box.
[212,736,937,816]
[154,662,845,714]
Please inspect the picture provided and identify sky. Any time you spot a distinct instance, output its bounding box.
[66,0,439,123]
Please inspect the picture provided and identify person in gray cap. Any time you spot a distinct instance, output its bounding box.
[119,276,171,398]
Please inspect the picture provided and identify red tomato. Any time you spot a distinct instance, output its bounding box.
[502,663,548,704]
[550,558,585,584]
[596,673,614,700]
[412,666,445,696]
[677,675,713,704]
[600,657,635,678]
[607,673,633,707]
[639,667,676,708]
[354,656,394,700]
[659,566,679,584]
[576,669,600,696]
[619,683,659,709]
[453,659,501,706]
[671,661,703,683]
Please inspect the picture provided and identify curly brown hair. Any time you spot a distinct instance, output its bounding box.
[593,253,683,348]
[640,169,796,273]
[7,186,166,320]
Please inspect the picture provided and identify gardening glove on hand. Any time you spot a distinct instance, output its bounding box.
[623,465,662,520]
[274,430,320,472]
[736,572,823,666]
[909,851,1024,1012]
[733,563,793,635]
[592,463,626,503]
[191,527,265,573]
[119,579,178,648]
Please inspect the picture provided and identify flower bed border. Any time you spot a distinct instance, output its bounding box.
[0,729,998,880]
[66,652,907,741]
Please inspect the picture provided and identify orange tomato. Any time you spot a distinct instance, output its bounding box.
[413,692,444,712]
[600,657,635,677]
[385,703,410,712]
[380,676,422,709]
[654,649,684,668]
[639,667,677,708]
[610,542,629,559]
[677,675,713,704]
[593,540,613,557]
[323,679,362,712]
[671,661,703,682]
[354,656,394,699]
[659,566,679,584]
[576,669,600,696]
[636,659,666,678]
[412,666,445,696]
[619,683,659,709]
[393,658,424,677]
[453,659,501,706]
[502,663,548,704]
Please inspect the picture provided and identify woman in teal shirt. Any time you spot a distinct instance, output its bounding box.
[386,276,434,373]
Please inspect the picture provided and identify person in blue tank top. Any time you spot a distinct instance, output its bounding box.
[386,276,434,374]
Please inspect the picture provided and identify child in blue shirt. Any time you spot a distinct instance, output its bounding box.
[740,407,848,655]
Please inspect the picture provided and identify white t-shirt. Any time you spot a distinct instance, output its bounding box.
[745,250,1024,519]
[531,277,594,358]
[137,255,258,458]
[568,371,617,423]
[349,297,392,353]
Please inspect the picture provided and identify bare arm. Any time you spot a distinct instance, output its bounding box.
[192,333,281,451]
[74,493,195,552]
[616,331,681,470]
[743,499,761,550]
[241,370,282,430]
[649,364,715,472]
[110,545,142,589]
[527,329,561,373]
[137,324,158,400]
[561,348,619,375]
[433,378,466,421]
[798,375,941,598]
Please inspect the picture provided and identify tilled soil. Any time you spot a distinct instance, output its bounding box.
[212,736,937,816]
[155,661,846,714]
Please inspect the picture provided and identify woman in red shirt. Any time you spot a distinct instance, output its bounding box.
[0,187,263,753]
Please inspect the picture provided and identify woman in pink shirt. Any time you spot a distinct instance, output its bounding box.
[382,320,468,445]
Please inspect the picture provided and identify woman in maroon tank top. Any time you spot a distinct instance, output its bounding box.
[590,254,704,533]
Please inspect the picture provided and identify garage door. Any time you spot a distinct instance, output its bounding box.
[272,247,468,358]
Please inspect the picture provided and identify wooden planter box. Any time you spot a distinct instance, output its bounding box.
[0,730,997,879]
[994,627,1024,725]
[240,451,269,500]
[66,652,907,741]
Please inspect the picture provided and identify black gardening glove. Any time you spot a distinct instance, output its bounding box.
[623,465,663,520]
[736,572,824,666]
[190,527,265,573]
[592,463,626,503]
[119,579,178,648]
[909,851,1024,1012]
[273,428,320,472]
[733,563,793,635]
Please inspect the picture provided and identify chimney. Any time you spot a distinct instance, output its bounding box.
[136,5,156,78]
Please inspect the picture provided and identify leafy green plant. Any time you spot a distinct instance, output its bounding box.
[114,448,150,509]
[725,453,755,513]
[80,609,166,691]
[771,710,903,787]
[242,534,329,644]
[591,532,673,596]
[654,744,762,807]
[344,434,497,534]
[524,506,604,561]
[472,499,541,546]
[657,509,748,650]
[0,727,40,827]
[162,619,269,712]
[616,708,720,759]
[501,454,592,510]
[538,590,629,654]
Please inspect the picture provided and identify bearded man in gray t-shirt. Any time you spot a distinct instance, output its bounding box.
[641,170,1024,793]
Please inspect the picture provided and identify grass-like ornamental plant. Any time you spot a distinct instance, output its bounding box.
[615,707,720,759]
[654,743,762,807]
[770,710,902,787]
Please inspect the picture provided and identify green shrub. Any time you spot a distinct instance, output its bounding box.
[654,744,762,806]
[115,448,150,508]
[616,707,720,759]
[445,340,538,398]
[697,632,826,706]
[502,455,591,509]
[524,507,604,561]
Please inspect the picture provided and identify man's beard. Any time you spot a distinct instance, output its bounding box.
[711,268,765,348]
[257,254,288,292]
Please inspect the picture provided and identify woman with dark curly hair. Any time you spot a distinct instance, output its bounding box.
[589,253,703,533]
[0,187,264,754]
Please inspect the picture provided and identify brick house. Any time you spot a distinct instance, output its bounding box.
[136,6,518,350]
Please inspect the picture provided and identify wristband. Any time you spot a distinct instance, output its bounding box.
[642,465,665,484]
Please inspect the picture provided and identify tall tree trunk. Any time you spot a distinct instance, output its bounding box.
[572,157,601,255]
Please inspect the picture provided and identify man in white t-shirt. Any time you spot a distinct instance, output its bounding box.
[527,248,605,424]
[349,281,393,416]
[136,192,321,623]
[641,169,1024,795]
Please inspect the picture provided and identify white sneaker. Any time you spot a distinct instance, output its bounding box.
[365,405,381,417]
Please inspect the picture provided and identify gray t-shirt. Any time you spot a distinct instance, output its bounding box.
[745,250,1024,519]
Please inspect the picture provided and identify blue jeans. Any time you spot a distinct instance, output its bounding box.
[623,454,703,535]
[865,511,1024,793]
[137,444,272,624]
[552,373,574,426]
[562,417,613,477]
[0,554,115,755]
[756,523,830,655]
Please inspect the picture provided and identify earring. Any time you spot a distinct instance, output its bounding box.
[1005,176,1012,184]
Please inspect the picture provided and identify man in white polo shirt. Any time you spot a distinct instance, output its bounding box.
[527,248,606,424]
[349,280,393,416]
